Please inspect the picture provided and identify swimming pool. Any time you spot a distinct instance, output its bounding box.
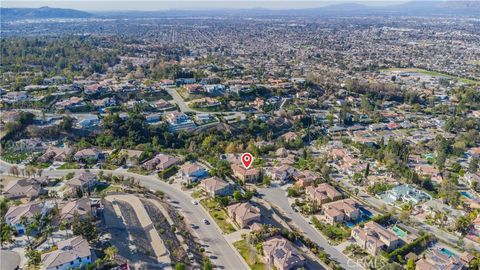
[345,207,374,228]
[392,225,407,238]
[460,191,475,199]
[440,248,455,257]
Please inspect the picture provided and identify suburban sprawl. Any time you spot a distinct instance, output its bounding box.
[1,3,480,270]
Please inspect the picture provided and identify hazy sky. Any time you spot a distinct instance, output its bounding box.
[2,0,409,11]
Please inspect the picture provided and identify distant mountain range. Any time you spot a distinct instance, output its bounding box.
[1,6,92,20]
[1,1,479,21]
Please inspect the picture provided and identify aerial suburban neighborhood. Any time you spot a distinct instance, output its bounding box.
[1,1,480,270]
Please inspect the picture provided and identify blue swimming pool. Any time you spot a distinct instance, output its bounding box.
[345,207,374,228]
[460,191,475,199]
[440,248,455,257]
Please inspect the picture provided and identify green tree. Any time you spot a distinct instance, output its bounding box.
[26,249,41,268]
[469,158,479,173]
[72,213,98,242]
[104,246,118,262]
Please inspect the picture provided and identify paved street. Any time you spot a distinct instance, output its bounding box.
[258,186,363,270]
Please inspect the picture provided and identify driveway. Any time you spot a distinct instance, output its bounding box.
[0,250,20,270]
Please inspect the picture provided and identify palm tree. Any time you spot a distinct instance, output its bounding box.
[104,246,118,262]
[59,220,70,238]
[20,216,31,246]
[1,223,14,248]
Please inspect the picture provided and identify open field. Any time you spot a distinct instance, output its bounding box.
[382,67,480,85]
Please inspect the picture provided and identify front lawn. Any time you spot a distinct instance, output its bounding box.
[58,162,80,169]
[1,151,29,163]
[191,190,204,199]
[233,239,267,270]
[199,198,236,233]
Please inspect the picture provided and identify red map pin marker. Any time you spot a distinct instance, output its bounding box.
[241,153,253,169]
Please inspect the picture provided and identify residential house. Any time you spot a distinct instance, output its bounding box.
[421,198,464,225]
[227,202,261,228]
[65,172,98,195]
[281,132,300,143]
[74,148,101,162]
[142,153,181,171]
[38,146,71,163]
[75,115,100,129]
[198,177,233,197]
[2,178,45,200]
[351,221,403,255]
[322,199,361,224]
[264,165,296,183]
[155,99,174,111]
[60,198,93,222]
[165,111,196,132]
[120,149,144,166]
[415,248,467,270]
[4,91,28,102]
[381,184,432,205]
[4,202,44,234]
[178,162,208,183]
[231,164,261,183]
[293,170,319,188]
[305,183,342,205]
[41,236,92,270]
[262,236,306,270]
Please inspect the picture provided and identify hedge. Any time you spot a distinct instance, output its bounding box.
[158,165,178,179]
[386,233,432,261]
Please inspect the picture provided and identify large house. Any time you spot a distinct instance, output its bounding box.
[74,148,101,162]
[60,198,93,222]
[142,153,181,171]
[4,202,45,234]
[2,178,45,200]
[165,112,196,132]
[305,183,342,205]
[41,236,92,270]
[351,221,403,255]
[178,162,208,183]
[264,165,296,183]
[65,172,98,195]
[38,146,71,163]
[322,199,361,224]
[231,164,261,183]
[198,177,233,197]
[227,202,261,228]
[262,236,306,270]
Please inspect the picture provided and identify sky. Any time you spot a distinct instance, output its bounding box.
[1,0,410,11]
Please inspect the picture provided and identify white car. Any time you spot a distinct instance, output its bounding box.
[192,200,198,205]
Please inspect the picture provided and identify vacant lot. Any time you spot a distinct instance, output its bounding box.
[234,239,267,270]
